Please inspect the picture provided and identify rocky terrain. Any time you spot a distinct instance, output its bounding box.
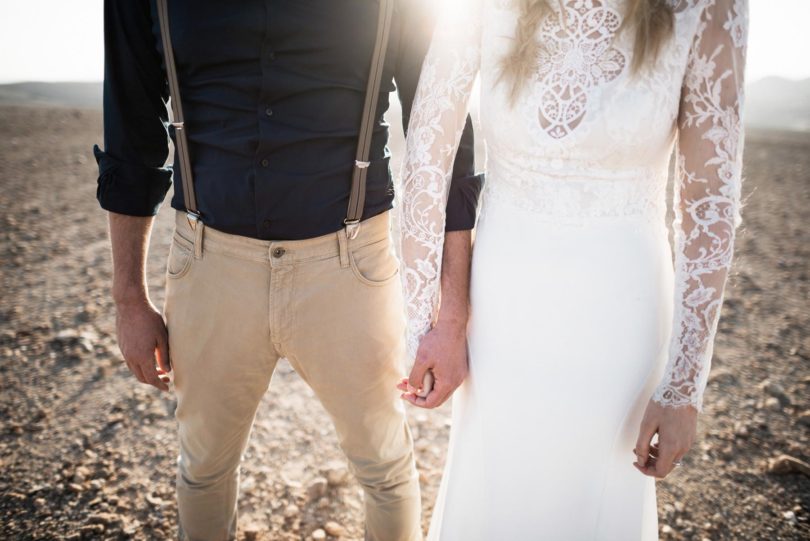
[0,106,808,540]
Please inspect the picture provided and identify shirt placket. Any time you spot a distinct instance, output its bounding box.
[254,0,277,238]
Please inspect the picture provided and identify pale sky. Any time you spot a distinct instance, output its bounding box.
[0,0,807,84]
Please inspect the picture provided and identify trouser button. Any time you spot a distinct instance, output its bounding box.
[272,247,286,258]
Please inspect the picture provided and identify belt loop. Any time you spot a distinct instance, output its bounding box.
[338,227,350,269]
[188,212,204,259]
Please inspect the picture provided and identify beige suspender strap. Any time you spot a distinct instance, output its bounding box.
[156,0,200,220]
[345,0,394,237]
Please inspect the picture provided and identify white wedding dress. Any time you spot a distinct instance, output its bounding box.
[398,0,748,539]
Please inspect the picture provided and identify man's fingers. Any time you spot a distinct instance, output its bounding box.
[423,381,452,409]
[156,332,171,373]
[126,357,147,384]
[400,392,427,408]
[129,350,169,391]
[401,380,454,410]
[143,361,169,392]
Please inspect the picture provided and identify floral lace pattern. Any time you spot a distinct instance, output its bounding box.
[399,0,748,412]
[651,0,748,411]
[399,1,483,358]
[535,0,627,139]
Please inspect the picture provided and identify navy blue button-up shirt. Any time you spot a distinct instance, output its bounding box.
[93,0,483,240]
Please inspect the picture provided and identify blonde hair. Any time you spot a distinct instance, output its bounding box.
[498,0,675,105]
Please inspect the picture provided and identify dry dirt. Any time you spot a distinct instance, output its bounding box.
[0,106,808,540]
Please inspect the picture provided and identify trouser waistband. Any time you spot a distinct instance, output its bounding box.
[173,210,393,266]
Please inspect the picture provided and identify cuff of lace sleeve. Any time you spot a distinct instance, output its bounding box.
[405,318,430,364]
[93,145,173,217]
[651,384,704,413]
[445,172,485,231]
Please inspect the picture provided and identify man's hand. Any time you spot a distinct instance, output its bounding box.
[633,399,698,478]
[115,298,171,392]
[397,229,472,409]
[397,321,468,408]
[107,212,170,392]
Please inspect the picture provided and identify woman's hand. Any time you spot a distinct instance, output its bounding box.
[633,399,698,479]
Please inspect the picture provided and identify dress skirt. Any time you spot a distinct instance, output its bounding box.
[427,188,674,540]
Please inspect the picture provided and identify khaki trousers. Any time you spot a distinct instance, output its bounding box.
[162,209,421,541]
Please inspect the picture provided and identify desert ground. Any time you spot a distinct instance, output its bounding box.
[1,105,808,540]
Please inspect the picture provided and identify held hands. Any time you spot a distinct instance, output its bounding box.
[633,399,698,479]
[115,298,172,392]
[397,320,468,409]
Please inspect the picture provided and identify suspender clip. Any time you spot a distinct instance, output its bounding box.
[344,218,361,240]
[186,209,202,230]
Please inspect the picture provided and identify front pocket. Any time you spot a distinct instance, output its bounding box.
[166,234,194,279]
[349,237,400,287]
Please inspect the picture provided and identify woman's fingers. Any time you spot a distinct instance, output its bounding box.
[652,439,679,478]
[634,418,658,468]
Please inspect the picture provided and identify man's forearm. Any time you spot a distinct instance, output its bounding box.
[108,212,155,306]
[436,230,472,331]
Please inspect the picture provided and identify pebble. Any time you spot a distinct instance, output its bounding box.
[72,466,90,484]
[708,369,737,385]
[241,476,256,492]
[767,454,810,476]
[311,528,327,540]
[783,510,798,524]
[243,524,262,541]
[283,503,300,519]
[324,462,350,487]
[87,512,121,527]
[764,397,782,411]
[324,521,346,537]
[760,380,791,406]
[308,477,328,500]
[79,524,105,535]
[797,410,810,427]
[733,421,749,438]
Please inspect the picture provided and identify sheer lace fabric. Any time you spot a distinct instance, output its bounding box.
[399,0,747,412]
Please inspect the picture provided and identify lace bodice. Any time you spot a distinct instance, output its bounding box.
[399,0,748,411]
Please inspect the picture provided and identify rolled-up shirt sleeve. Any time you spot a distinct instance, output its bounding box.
[93,0,172,217]
[394,0,484,232]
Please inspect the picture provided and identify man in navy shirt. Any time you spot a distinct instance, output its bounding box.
[95,1,482,539]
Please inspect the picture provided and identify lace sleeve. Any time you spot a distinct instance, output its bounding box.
[399,0,483,360]
[652,0,748,412]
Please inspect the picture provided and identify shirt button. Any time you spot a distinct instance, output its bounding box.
[265,106,273,117]
[268,51,276,61]
[262,219,271,229]
[272,247,286,258]
[260,158,269,167]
